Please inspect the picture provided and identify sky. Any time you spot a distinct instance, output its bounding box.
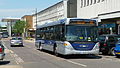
[0,0,62,26]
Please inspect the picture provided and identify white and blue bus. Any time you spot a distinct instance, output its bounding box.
[35,18,99,55]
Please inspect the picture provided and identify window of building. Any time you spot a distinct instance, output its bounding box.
[102,0,105,2]
[94,0,96,4]
[84,0,86,7]
[81,0,103,8]
[97,0,100,3]
[90,0,93,5]
[81,0,83,8]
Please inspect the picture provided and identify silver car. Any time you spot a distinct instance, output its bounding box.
[0,42,5,60]
[10,37,23,47]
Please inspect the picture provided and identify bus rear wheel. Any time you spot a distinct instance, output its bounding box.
[54,46,58,56]
[39,45,43,51]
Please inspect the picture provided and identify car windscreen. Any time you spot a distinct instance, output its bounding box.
[18,38,22,40]
[12,38,22,40]
[98,36,106,41]
[116,35,120,40]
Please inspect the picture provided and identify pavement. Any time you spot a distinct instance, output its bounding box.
[0,65,22,68]
[24,39,35,43]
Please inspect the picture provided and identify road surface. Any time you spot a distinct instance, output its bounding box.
[1,38,120,68]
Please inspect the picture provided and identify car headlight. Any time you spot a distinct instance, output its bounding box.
[11,41,14,43]
[19,42,22,43]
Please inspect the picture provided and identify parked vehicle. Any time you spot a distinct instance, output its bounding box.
[1,32,9,38]
[0,41,5,60]
[10,37,23,47]
[2,34,8,38]
[114,40,120,57]
[35,18,99,56]
[98,34,119,55]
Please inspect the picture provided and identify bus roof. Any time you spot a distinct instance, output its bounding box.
[37,18,97,29]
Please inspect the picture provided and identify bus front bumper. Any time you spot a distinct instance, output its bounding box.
[64,49,99,55]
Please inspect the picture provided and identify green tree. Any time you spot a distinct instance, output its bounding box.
[13,20,26,34]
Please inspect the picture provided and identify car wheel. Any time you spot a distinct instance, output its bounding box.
[110,47,115,56]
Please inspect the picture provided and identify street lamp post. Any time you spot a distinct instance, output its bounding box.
[36,8,37,29]
[35,8,37,39]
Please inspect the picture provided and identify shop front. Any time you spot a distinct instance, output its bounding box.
[98,19,118,35]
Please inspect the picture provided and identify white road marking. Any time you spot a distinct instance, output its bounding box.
[2,41,8,49]
[9,50,24,64]
[2,40,24,64]
[24,41,87,67]
[3,39,87,67]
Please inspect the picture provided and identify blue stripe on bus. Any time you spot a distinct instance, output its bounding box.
[71,43,95,51]
[44,40,55,45]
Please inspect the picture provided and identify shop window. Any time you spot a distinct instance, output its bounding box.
[98,23,117,35]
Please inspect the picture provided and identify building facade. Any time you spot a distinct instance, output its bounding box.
[33,0,120,34]
[33,1,65,27]
[1,18,20,37]
[21,15,35,38]
[33,0,77,28]
[77,0,120,34]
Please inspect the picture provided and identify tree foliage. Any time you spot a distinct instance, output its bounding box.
[13,20,26,33]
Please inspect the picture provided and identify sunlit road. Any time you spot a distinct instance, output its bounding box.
[1,38,120,68]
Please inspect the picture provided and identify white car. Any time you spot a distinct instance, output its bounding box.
[10,37,23,47]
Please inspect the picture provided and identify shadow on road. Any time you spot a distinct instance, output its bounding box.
[0,61,10,65]
[11,45,24,48]
[61,54,102,59]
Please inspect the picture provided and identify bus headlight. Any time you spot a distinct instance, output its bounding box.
[64,43,69,46]
[64,43,68,46]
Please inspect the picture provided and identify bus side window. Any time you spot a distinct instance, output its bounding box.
[60,25,65,41]
[55,26,60,40]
